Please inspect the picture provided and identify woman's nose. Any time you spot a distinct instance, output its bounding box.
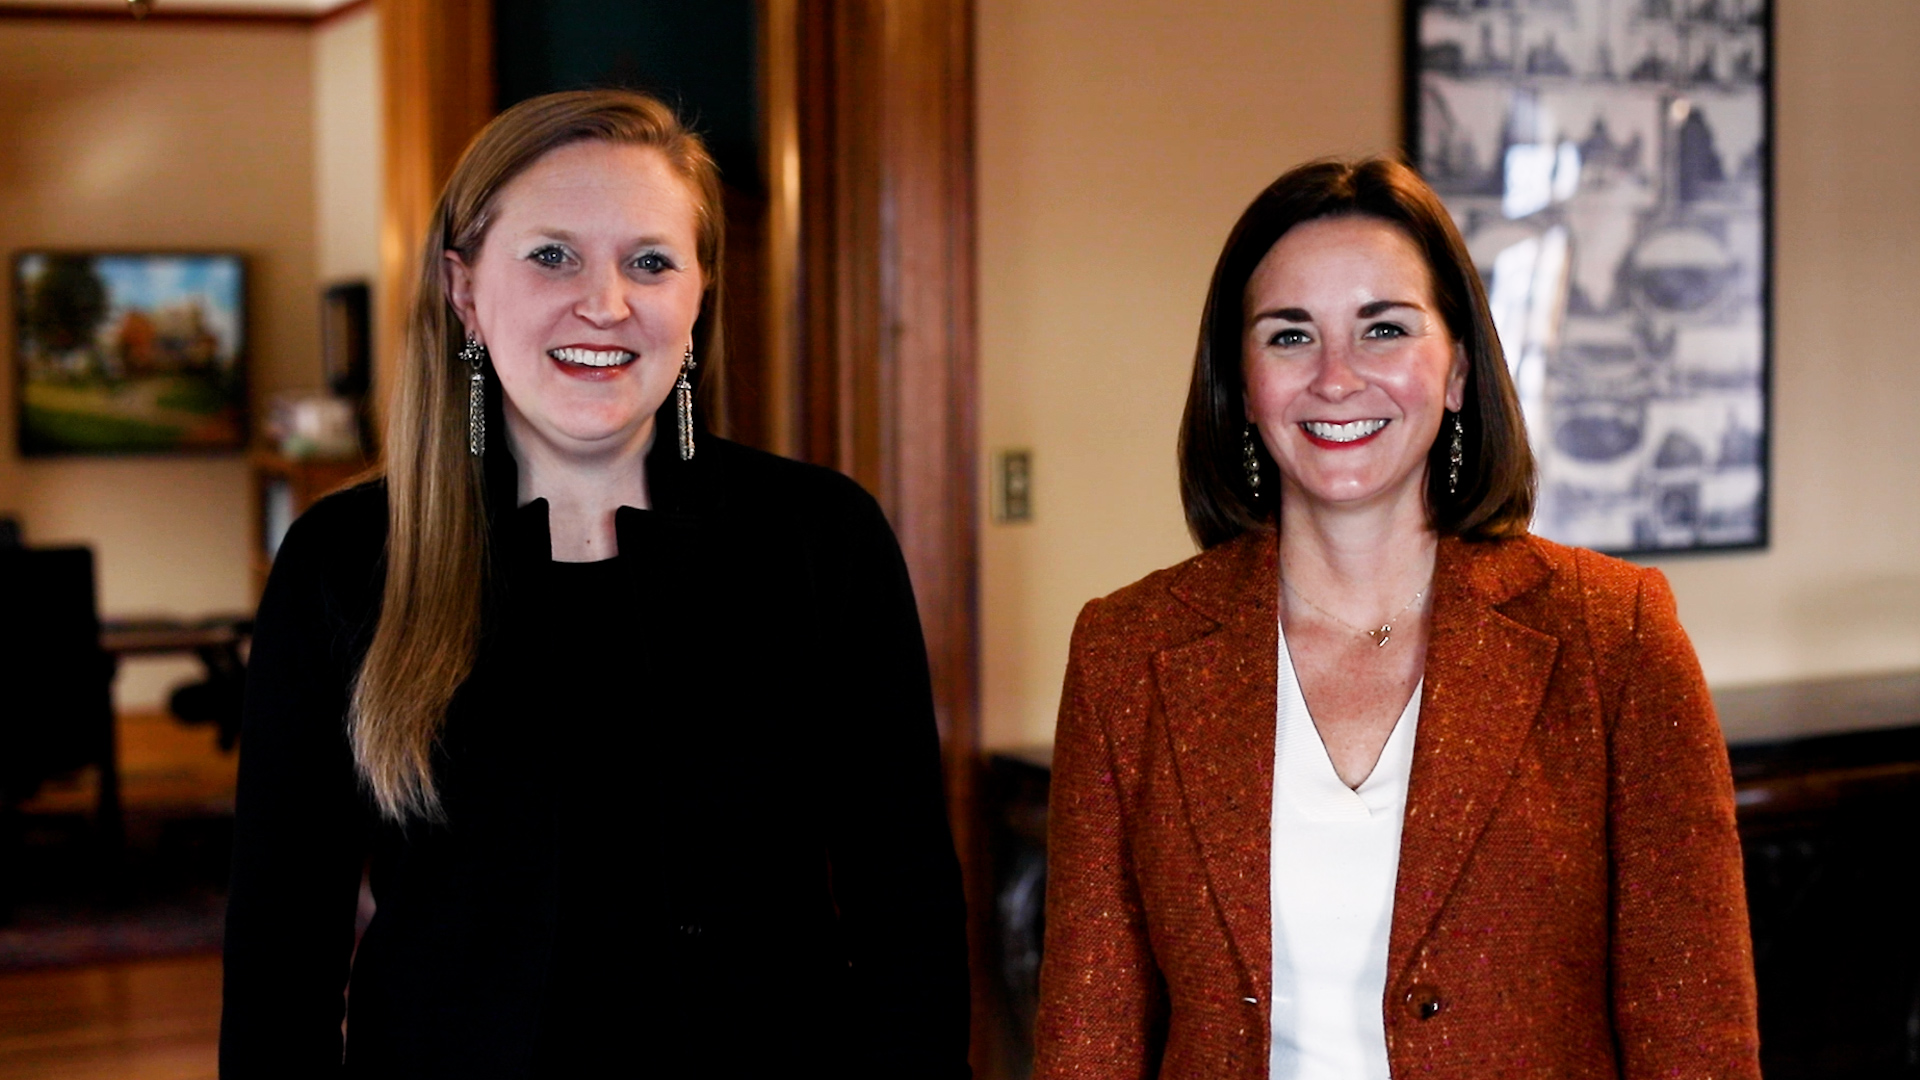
[1308,340,1364,400]
[573,264,631,326]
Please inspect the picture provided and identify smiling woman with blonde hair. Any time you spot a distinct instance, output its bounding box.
[220,90,969,1078]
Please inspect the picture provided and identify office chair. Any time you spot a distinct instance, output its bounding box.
[0,545,121,921]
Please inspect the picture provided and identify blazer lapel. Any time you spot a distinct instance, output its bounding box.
[1154,530,1279,996]
[1387,537,1560,988]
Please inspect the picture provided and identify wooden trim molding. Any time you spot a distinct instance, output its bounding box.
[312,0,371,27]
[0,0,371,26]
[757,0,802,459]
[784,0,986,1066]
[374,0,493,436]
[788,0,980,801]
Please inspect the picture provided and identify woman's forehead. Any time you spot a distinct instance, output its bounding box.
[490,141,698,234]
[1245,217,1436,312]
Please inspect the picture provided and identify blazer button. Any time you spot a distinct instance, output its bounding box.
[1403,983,1443,1021]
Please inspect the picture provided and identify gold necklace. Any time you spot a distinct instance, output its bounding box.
[1282,578,1428,648]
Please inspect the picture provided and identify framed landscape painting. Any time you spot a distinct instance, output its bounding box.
[13,251,248,455]
[1408,0,1771,554]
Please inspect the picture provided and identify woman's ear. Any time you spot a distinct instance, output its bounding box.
[1445,341,1469,412]
[444,251,479,339]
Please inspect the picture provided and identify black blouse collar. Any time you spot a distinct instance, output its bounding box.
[479,399,713,569]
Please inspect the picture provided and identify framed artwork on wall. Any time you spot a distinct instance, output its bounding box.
[12,251,248,456]
[1407,0,1771,554]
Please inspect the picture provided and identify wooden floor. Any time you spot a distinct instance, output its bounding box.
[19,709,238,817]
[0,955,221,1080]
[2,710,233,1080]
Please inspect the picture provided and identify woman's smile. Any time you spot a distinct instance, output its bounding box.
[548,344,640,381]
[1300,418,1390,447]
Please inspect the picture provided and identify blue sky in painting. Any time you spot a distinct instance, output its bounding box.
[92,255,243,363]
[16,253,243,365]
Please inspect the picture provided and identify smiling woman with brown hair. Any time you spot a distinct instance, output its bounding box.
[1032,157,1759,1079]
[219,90,969,1078]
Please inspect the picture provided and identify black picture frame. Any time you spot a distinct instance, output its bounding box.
[320,280,371,401]
[1405,0,1772,555]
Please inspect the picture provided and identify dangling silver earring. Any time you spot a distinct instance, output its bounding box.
[462,336,488,458]
[1242,424,1262,498]
[675,342,698,461]
[1448,411,1464,495]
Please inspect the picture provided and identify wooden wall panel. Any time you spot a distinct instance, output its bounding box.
[374,0,492,433]
[788,0,977,749]
[783,0,985,1066]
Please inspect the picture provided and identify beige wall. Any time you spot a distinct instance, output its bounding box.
[314,5,383,289]
[977,0,1920,750]
[0,20,322,708]
[1661,1,1920,691]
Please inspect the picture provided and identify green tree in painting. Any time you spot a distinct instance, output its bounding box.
[23,255,108,354]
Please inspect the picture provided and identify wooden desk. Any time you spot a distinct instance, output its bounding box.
[100,617,252,751]
[100,618,251,659]
[1717,672,1920,1079]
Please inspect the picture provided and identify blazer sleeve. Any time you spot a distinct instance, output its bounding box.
[220,507,373,1077]
[1032,600,1168,1080]
[1606,567,1761,1079]
[812,481,971,1079]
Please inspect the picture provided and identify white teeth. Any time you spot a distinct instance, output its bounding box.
[1302,419,1389,442]
[549,347,636,368]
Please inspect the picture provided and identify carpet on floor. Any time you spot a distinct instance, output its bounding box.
[0,808,231,971]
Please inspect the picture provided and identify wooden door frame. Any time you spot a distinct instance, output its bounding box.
[374,0,493,433]
[765,0,987,1065]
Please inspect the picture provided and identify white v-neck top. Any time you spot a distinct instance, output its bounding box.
[1269,623,1421,1080]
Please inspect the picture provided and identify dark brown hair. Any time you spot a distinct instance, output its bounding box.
[1177,157,1535,549]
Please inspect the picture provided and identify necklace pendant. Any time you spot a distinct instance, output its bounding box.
[1369,624,1392,647]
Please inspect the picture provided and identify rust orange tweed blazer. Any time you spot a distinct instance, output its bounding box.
[1033,529,1761,1079]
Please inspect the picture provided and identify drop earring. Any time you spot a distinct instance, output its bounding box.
[462,336,488,458]
[1242,424,1262,498]
[676,342,698,461]
[1448,411,1464,495]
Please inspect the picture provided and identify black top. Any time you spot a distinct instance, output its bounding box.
[220,435,970,1078]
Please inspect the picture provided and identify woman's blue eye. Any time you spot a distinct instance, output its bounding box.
[1269,328,1311,347]
[529,246,567,267]
[634,252,672,274]
[1364,322,1407,339]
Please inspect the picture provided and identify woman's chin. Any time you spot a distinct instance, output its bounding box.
[514,414,660,459]
[1285,470,1427,514]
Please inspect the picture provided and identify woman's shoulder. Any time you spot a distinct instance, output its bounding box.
[1072,529,1270,652]
[1520,532,1656,588]
[283,476,387,552]
[267,477,389,606]
[1460,533,1677,656]
[1452,531,1660,595]
[1519,532,1670,623]
[702,437,891,536]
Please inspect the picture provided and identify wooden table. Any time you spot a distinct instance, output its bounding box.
[100,617,252,751]
[99,618,250,660]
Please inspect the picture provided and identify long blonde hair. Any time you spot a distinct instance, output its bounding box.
[352,90,725,821]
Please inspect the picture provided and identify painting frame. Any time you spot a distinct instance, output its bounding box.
[1405,0,1773,556]
[12,249,250,457]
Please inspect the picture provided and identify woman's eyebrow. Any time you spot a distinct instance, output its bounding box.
[522,228,682,249]
[1357,299,1423,317]
[1251,306,1313,323]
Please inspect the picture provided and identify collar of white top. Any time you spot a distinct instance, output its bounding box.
[1274,622,1422,823]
